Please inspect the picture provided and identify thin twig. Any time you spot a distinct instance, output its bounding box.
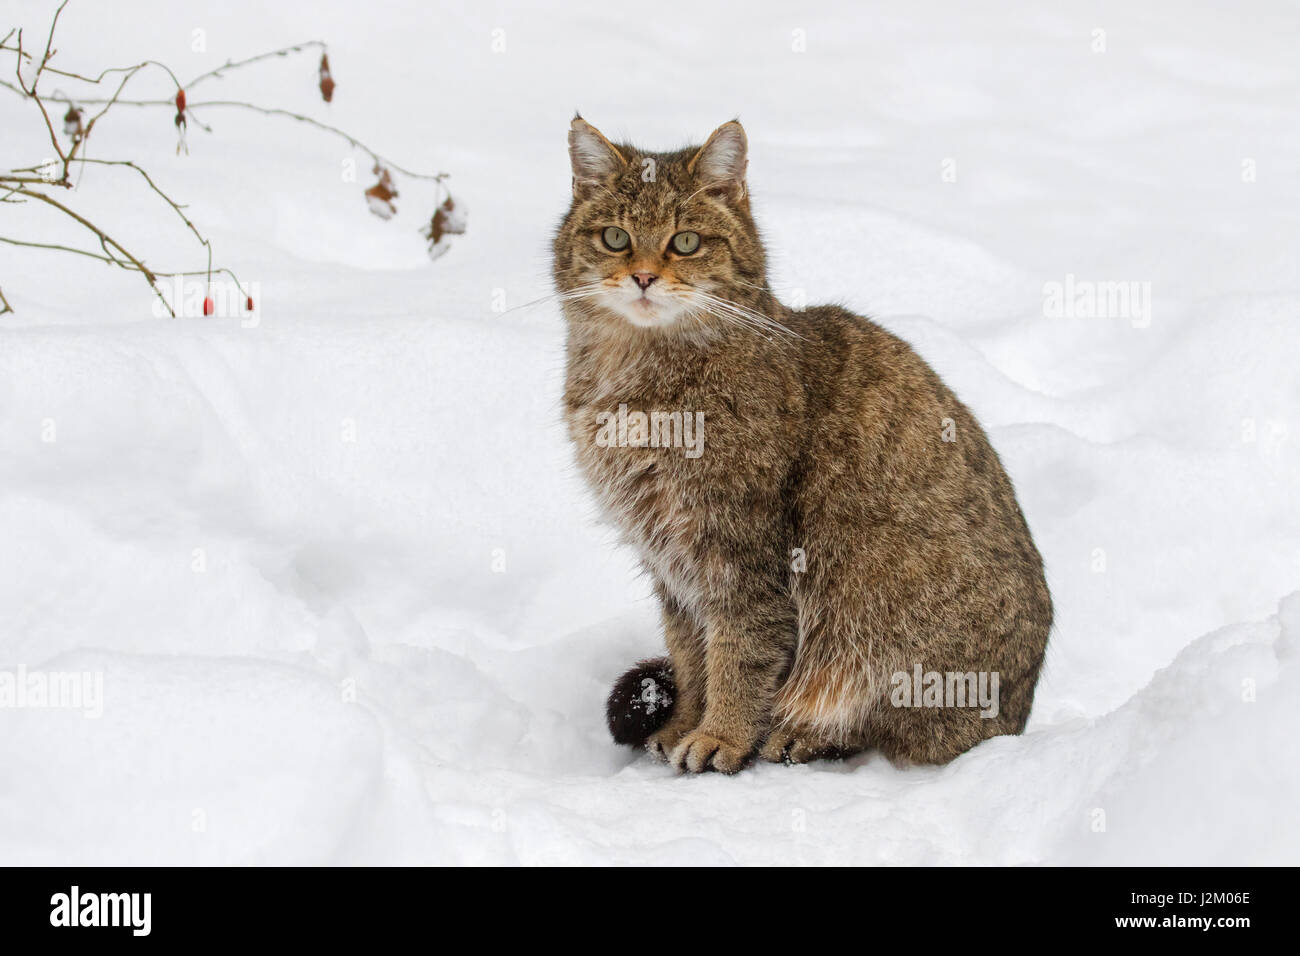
[71,158,207,247]
[13,25,68,173]
[2,83,449,182]
[65,62,149,169]
[13,186,175,316]
[184,100,449,182]
[183,41,327,90]
[2,22,444,182]
[0,235,247,292]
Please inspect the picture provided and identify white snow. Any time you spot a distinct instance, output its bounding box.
[1,0,1297,864]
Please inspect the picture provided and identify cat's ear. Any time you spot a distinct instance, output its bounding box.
[688,120,748,201]
[569,115,626,197]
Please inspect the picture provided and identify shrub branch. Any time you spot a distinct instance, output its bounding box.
[1,2,456,317]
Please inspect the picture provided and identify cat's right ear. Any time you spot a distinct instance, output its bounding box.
[569,115,626,198]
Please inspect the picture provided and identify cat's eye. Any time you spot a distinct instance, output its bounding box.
[670,231,701,255]
[602,226,630,251]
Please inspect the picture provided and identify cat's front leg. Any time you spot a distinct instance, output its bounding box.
[671,601,794,774]
[645,587,707,760]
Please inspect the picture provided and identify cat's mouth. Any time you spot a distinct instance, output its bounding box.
[604,279,686,328]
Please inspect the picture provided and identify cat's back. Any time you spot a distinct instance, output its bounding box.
[789,302,1045,578]
[786,303,967,428]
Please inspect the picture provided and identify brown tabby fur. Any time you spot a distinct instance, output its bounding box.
[555,116,1052,773]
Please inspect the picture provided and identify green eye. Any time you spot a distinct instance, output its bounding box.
[602,226,630,251]
[670,231,700,255]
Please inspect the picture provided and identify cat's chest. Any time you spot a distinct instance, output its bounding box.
[567,396,706,490]
[564,385,720,545]
[561,340,795,544]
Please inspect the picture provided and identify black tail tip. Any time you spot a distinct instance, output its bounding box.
[605,657,675,747]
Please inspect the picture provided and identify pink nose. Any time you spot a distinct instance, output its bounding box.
[633,272,658,291]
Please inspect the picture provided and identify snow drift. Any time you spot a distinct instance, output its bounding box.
[1,0,1297,864]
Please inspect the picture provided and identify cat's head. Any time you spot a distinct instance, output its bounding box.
[553,116,766,331]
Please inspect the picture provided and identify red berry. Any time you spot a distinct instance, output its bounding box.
[245,296,254,312]
[202,296,214,316]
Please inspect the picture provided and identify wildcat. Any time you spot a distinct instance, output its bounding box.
[554,116,1052,773]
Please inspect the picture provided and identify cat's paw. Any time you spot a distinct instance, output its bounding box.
[760,725,841,764]
[670,728,751,774]
[645,720,693,762]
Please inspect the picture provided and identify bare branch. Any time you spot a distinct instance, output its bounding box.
[41,2,69,68]
[183,41,327,89]
[69,158,206,243]
[1,80,449,183]
[13,26,69,175]
[180,100,449,182]
[0,235,249,293]
[13,186,175,316]
[66,63,148,169]
[0,2,456,314]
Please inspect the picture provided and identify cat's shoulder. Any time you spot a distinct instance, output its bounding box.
[791,303,904,347]
[790,302,942,386]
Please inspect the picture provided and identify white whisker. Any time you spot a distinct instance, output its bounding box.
[686,289,807,342]
[503,282,609,315]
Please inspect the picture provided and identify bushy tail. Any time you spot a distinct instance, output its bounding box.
[605,657,676,747]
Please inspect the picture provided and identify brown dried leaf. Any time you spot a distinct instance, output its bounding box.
[62,105,84,142]
[423,193,467,258]
[365,165,398,219]
[319,53,335,102]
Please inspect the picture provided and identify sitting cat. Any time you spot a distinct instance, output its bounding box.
[555,116,1052,773]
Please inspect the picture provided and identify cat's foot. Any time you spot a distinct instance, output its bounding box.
[645,716,697,762]
[670,727,751,774]
[760,725,844,764]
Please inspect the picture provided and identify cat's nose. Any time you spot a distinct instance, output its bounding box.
[632,272,658,291]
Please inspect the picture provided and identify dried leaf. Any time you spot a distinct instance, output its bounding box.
[365,164,398,219]
[319,53,335,103]
[423,193,467,258]
[62,105,84,142]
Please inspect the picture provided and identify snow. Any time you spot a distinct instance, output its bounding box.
[2,0,1298,864]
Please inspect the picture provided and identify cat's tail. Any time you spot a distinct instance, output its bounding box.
[605,657,675,747]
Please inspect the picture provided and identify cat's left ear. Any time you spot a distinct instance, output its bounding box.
[688,120,748,201]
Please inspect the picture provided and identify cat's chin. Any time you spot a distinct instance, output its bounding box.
[612,298,683,329]
[622,312,680,329]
